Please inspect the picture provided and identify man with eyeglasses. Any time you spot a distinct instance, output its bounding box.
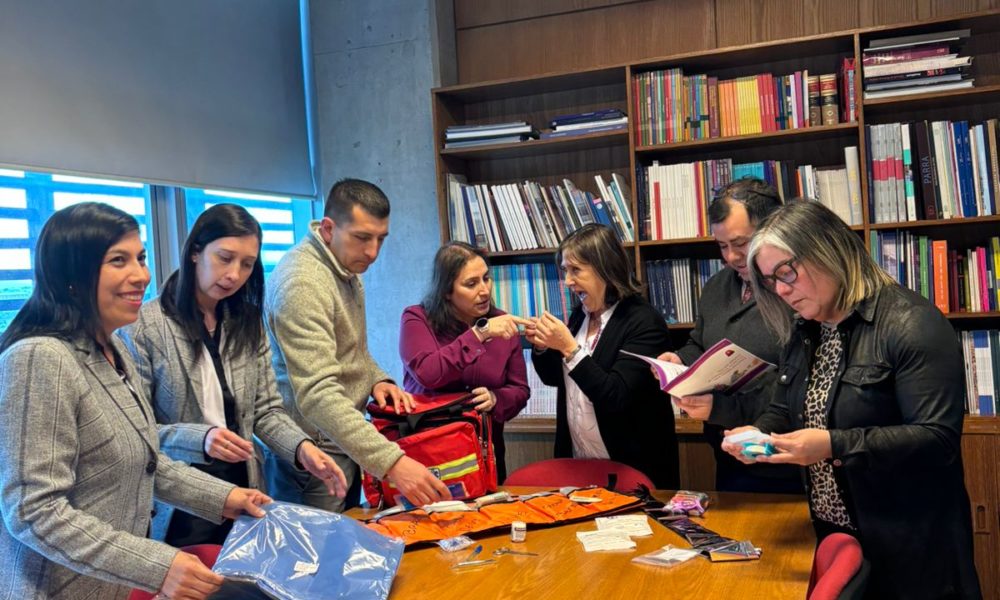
[656,178,801,494]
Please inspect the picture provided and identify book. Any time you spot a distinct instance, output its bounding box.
[621,338,775,397]
[554,116,628,131]
[539,122,628,139]
[863,55,970,78]
[862,43,952,65]
[863,79,973,99]
[550,108,625,128]
[445,123,535,140]
[866,28,970,51]
[444,135,533,148]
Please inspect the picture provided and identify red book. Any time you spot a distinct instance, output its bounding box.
[932,239,949,313]
[978,247,990,311]
[652,177,663,240]
[862,43,951,65]
[948,249,961,312]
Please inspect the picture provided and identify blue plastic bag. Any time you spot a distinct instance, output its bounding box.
[212,501,404,600]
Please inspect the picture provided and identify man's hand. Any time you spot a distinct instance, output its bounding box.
[372,381,414,414]
[159,550,224,600]
[204,427,254,463]
[672,393,713,420]
[385,455,451,506]
[221,487,271,520]
[657,352,683,364]
[297,442,348,498]
[760,429,832,466]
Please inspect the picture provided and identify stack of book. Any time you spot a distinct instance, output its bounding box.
[518,349,558,418]
[635,147,863,241]
[644,258,724,324]
[446,173,635,251]
[490,263,573,323]
[866,119,999,224]
[870,232,999,317]
[862,29,973,100]
[539,109,628,140]
[444,121,538,149]
[960,329,1000,417]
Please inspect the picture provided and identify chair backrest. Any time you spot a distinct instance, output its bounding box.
[503,458,655,491]
[128,544,223,600]
[808,533,866,600]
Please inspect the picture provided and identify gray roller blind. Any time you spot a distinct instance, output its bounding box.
[0,0,316,198]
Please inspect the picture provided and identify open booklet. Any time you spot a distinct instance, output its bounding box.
[621,338,775,397]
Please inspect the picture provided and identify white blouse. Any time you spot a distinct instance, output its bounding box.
[563,303,618,459]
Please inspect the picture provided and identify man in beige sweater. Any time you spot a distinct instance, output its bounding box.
[264,178,450,511]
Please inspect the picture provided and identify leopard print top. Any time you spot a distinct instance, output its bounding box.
[804,324,855,530]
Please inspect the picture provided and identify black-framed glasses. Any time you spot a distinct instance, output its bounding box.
[759,257,799,289]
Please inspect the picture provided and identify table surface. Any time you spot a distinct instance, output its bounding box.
[351,488,816,599]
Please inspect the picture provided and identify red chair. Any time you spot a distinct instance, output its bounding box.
[808,533,869,600]
[503,458,655,491]
[128,544,223,600]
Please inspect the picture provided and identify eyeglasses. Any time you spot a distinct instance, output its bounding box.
[759,257,799,290]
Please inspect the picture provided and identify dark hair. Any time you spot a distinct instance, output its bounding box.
[0,202,140,353]
[323,178,390,223]
[421,242,493,338]
[557,224,643,306]
[708,177,783,227]
[161,204,264,357]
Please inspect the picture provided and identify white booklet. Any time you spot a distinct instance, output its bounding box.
[621,338,775,397]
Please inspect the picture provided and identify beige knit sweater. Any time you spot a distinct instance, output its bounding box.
[263,222,403,477]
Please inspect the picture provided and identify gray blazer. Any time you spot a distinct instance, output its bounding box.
[0,335,234,600]
[119,298,307,540]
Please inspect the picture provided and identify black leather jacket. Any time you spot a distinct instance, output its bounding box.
[756,284,980,599]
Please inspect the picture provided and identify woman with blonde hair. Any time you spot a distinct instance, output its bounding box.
[723,199,980,598]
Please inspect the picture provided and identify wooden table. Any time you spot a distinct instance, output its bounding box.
[351,489,816,599]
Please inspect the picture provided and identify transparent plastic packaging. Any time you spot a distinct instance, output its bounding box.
[212,502,404,600]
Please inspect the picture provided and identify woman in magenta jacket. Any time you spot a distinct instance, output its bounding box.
[399,242,531,482]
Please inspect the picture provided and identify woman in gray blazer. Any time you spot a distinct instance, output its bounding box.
[0,202,270,600]
[120,204,347,546]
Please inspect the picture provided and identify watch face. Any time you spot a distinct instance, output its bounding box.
[475,317,489,331]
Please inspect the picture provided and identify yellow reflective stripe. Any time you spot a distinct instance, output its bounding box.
[434,453,477,471]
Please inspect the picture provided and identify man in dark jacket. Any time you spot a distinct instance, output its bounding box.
[659,178,801,493]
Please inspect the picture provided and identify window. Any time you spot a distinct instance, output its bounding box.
[183,188,315,276]
[0,169,156,334]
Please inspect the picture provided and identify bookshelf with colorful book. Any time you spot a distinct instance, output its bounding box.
[432,14,1000,592]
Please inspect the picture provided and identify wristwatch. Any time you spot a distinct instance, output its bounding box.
[563,344,582,363]
[474,317,490,338]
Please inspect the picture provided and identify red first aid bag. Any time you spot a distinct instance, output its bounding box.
[362,392,497,508]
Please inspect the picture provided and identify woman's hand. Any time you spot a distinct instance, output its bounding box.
[720,426,763,465]
[469,387,497,412]
[204,427,254,463]
[221,487,271,520]
[297,442,348,498]
[528,311,577,356]
[158,550,224,600]
[475,314,532,342]
[672,393,713,421]
[759,429,832,466]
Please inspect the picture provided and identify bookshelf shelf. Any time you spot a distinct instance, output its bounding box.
[440,129,629,160]
[868,214,1000,230]
[638,236,716,247]
[667,322,695,330]
[947,311,1000,320]
[635,123,858,155]
[862,84,1000,111]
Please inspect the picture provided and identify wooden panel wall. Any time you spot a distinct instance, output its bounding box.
[453,0,1000,83]
[455,0,715,83]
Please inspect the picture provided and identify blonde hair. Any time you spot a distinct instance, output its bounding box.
[747,199,895,343]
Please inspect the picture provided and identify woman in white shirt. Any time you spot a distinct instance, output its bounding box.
[526,224,678,488]
[120,204,346,546]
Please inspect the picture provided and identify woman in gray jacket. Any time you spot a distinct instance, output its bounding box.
[0,202,269,600]
[120,204,346,546]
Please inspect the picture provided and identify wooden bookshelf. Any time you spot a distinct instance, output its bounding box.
[433,10,1000,595]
